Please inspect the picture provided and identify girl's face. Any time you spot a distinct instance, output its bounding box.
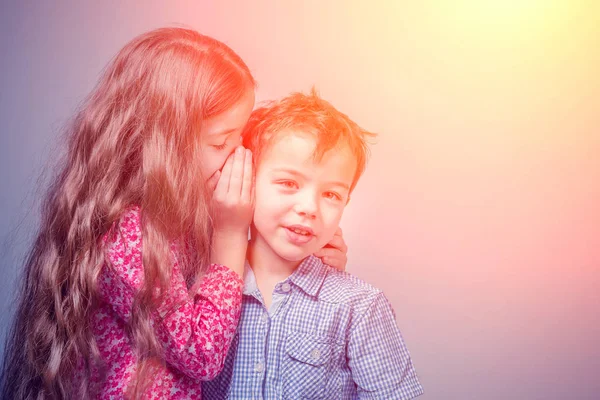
[200,88,255,181]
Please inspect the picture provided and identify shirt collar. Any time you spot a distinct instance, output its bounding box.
[288,255,329,297]
[242,255,329,298]
[242,260,259,296]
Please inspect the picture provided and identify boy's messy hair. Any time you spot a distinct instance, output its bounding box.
[242,88,376,192]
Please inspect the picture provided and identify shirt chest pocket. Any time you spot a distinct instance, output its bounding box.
[282,331,337,399]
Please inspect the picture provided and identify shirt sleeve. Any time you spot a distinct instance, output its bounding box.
[347,292,424,400]
[98,207,244,381]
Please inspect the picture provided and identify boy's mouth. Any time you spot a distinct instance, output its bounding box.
[284,225,315,244]
[286,225,314,236]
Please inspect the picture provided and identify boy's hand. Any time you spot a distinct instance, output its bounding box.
[314,227,348,271]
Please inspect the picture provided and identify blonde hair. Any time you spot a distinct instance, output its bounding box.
[243,88,375,193]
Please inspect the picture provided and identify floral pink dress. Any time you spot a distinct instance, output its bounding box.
[85,206,243,399]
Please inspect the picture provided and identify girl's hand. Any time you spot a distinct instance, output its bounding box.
[314,227,348,271]
[210,146,254,277]
[212,146,254,234]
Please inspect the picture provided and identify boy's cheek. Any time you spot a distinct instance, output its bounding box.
[318,218,342,246]
[255,195,283,217]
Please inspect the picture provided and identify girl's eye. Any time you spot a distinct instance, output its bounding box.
[212,142,227,151]
[324,191,342,201]
[277,180,298,190]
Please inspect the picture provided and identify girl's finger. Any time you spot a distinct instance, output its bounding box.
[250,175,256,209]
[314,247,342,259]
[241,149,253,203]
[214,152,235,198]
[228,146,245,197]
[320,255,347,271]
[207,169,221,192]
[325,234,348,253]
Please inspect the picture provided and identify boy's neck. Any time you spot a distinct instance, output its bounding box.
[247,230,303,309]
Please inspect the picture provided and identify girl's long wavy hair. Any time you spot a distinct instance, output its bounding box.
[0,27,254,399]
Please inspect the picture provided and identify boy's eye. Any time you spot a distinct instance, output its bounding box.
[277,180,298,190]
[324,191,342,201]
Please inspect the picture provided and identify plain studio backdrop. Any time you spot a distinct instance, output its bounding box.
[0,1,598,399]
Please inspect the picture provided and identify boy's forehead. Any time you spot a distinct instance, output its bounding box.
[262,129,315,156]
[259,129,321,164]
[258,129,357,181]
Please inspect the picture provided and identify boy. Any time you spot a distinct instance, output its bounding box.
[203,90,423,399]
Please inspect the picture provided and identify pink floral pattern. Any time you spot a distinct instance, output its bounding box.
[83,206,243,399]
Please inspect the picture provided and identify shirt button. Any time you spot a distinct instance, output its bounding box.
[254,362,264,373]
[261,313,269,323]
[310,349,321,361]
[281,282,291,292]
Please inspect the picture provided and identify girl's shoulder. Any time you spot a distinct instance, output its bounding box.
[118,205,142,231]
[102,205,142,248]
[101,206,145,289]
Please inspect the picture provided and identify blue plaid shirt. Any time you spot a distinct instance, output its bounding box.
[202,256,423,399]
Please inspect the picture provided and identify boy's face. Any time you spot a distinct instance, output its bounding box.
[252,130,357,262]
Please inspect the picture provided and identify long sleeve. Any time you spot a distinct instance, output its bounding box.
[98,207,244,381]
[347,292,424,399]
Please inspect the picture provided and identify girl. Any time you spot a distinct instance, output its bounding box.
[0,28,347,399]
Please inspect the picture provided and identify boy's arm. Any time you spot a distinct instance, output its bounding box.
[347,293,424,399]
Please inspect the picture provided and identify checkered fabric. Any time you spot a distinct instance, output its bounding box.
[203,255,423,399]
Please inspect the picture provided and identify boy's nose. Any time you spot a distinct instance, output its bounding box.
[293,195,318,219]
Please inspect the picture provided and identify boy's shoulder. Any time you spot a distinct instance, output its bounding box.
[311,258,384,306]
